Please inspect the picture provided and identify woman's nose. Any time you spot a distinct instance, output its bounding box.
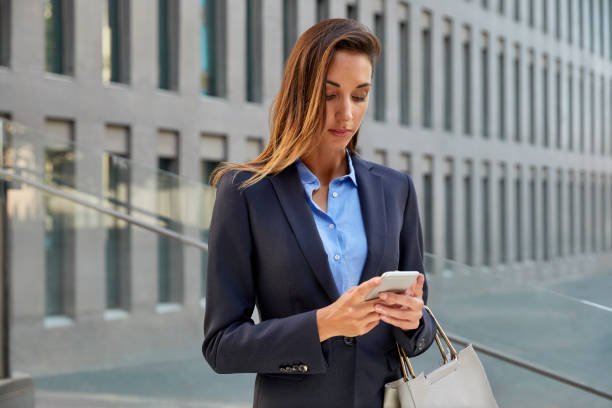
[335,97,353,121]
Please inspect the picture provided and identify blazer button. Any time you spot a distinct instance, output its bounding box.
[343,336,355,346]
[298,364,308,373]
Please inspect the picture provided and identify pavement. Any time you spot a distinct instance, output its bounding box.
[19,270,612,407]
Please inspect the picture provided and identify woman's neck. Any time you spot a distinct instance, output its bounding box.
[301,148,348,187]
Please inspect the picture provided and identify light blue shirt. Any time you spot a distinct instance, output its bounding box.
[296,154,368,295]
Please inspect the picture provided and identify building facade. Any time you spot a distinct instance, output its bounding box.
[1,0,612,347]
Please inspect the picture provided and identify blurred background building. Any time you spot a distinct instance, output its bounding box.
[0,0,611,407]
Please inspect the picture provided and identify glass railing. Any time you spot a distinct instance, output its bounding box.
[1,119,217,233]
[418,254,612,407]
[2,119,611,406]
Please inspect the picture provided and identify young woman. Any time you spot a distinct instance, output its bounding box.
[202,19,435,407]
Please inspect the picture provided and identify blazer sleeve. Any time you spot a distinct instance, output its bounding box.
[393,174,436,357]
[202,174,328,375]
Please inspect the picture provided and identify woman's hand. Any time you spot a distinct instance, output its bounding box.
[374,274,425,331]
[316,277,382,342]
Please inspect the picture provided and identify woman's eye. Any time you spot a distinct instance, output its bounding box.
[352,95,367,102]
[326,94,337,100]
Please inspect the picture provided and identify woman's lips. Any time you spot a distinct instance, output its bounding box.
[328,129,352,137]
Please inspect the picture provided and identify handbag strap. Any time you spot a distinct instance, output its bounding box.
[396,305,458,382]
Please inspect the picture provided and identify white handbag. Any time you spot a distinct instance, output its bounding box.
[383,306,499,408]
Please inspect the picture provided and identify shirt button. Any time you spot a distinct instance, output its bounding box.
[343,336,355,346]
[334,254,341,261]
[332,191,338,198]
[329,224,335,229]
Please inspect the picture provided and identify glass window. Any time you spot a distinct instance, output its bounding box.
[543,57,549,147]
[542,0,548,33]
[482,174,491,265]
[481,33,489,138]
[568,65,574,150]
[514,176,522,261]
[542,178,549,260]
[444,172,454,260]
[317,0,329,21]
[568,0,573,44]
[443,19,453,132]
[399,7,410,126]
[347,3,358,20]
[513,45,520,142]
[589,0,594,52]
[104,154,130,310]
[283,0,298,63]
[557,177,563,256]
[580,177,586,252]
[45,0,73,75]
[528,0,534,27]
[555,62,562,149]
[0,0,10,67]
[246,0,263,103]
[464,174,473,264]
[528,51,535,144]
[555,0,561,39]
[568,177,575,254]
[158,0,179,90]
[609,0,612,60]
[157,131,182,304]
[579,0,584,49]
[44,119,75,318]
[599,0,604,57]
[498,39,506,140]
[591,177,596,250]
[601,76,605,154]
[374,150,387,166]
[499,176,507,263]
[374,12,386,122]
[463,26,472,136]
[529,177,536,259]
[104,125,130,311]
[103,0,130,83]
[422,12,433,129]
[200,0,226,96]
[423,172,434,254]
[590,72,595,154]
[514,0,520,21]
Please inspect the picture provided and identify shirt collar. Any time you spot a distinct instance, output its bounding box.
[295,151,358,188]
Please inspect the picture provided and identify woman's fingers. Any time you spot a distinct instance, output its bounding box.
[378,291,422,308]
[379,313,421,331]
[410,274,425,298]
[375,302,423,320]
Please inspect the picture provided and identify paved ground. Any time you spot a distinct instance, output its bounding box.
[21,270,612,407]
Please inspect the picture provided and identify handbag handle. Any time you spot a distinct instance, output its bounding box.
[396,305,458,381]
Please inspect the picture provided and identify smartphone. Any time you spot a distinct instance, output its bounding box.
[364,271,420,301]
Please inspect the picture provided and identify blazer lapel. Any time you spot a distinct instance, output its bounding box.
[352,156,387,283]
[269,165,341,302]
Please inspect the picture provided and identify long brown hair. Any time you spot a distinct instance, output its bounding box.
[211,18,381,188]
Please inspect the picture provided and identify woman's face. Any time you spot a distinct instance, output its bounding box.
[321,50,372,153]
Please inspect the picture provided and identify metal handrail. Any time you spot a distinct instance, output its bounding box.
[0,167,208,252]
[447,333,612,401]
[1,167,611,401]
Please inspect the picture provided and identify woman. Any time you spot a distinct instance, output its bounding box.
[202,19,435,407]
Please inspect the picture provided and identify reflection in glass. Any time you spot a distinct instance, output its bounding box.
[44,0,64,74]
[44,149,75,317]
[158,158,182,304]
[104,154,130,310]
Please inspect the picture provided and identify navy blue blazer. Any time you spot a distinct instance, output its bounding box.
[202,155,435,408]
